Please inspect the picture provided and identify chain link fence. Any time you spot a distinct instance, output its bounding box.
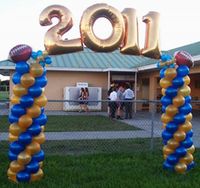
[0,99,200,155]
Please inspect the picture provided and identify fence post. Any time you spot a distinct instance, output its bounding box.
[150,102,156,151]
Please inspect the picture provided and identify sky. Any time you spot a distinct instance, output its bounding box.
[0,0,200,61]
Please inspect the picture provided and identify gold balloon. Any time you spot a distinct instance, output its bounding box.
[185,113,193,121]
[27,105,41,118]
[163,145,173,155]
[174,130,186,142]
[34,94,48,107]
[159,78,171,89]
[164,68,177,80]
[33,132,46,144]
[10,95,20,105]
[183,76,190,86]
[39,162,43,168]
[162,123,166,129]
[18,115,33,129]
[80,3,124,52]
[8,133,18,142]
[167,139,179,149]
[187,145,195,154]
[175,163,187,174]
[13,84,27,97]
[31,168,44,182]
[41,125,45,132]
[141,11,161,59]
[161,114,172,124]
[7,168,17,182]
[165,105,178,116]
[9,123,22,136]
[40,5,82,55]
[161,88,166,96]
[17,152,31,165]
[178,86,191,97]
[120,8,140,55]
[26,142,41,155]
[179,121,192,132]
[21,73,35,88]
[179,153,193,165]
[9,161,24,173]
[30,63,44,77]
[173,95,185,107]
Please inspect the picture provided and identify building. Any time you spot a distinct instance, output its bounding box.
[0,42,200,111]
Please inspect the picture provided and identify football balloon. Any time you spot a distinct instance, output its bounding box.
[9,44,32,63]
[174,51,194,68]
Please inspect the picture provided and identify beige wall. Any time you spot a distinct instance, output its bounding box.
[10,70,108,111]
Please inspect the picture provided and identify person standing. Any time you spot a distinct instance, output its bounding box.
[123,84,134,119]
[116,85,124,119]
[84,87,89,112]
[109,86,118,118]
[79,88,85,112]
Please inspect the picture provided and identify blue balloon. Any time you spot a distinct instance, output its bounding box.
[175,146,187,157]
[11,104,26,117]
[28,85,42,98]
[187,161,195,171]
[10,141,25,154]
[162,105,166,113]
[181,137,193,148]
[16,61,30,74]
[8,114,18,123]
[167,154,179,165]
[20,95,34,108]
[42,67,47,76]
[35,76,47,88]
[8,151,18,161]
[26,161,39,173]
[166,122,178,133]
[37,50,43,56]
[186,130,193,138]
[32,150,45,162]
[163,161,174,171]
[177,65,189,77]
[17,171,30,182]
[165,87,178,98]
[31,51,38,60]
[160,68,166,78]
[18,132,32,145]
[33,113,47,126]
[45,56,52,64]
[162,130,173,141]
[39,61,45,67]
[185,96,191,103]
[161,54,171,62]
[12,72,21,84]
[172,77,184,87]
[41,107,45,114]
[179,103,192,114]
[161,96,172,106]
[173,113,185,124]
[27,123,41,136]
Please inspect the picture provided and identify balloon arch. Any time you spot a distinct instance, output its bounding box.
[6,3,195,183]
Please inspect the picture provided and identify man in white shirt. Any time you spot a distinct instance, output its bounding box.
[109,87,118,118]
[123,84,134,119]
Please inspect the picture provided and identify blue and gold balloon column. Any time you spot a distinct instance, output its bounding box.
[159,54,195,174]
[8,48,52,182]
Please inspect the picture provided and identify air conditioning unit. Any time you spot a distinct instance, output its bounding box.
[63,87,102,111]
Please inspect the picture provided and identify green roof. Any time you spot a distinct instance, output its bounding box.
[1,42,200,71]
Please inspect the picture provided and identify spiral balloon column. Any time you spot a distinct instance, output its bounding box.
[7,45,52,182]
[159,52,195,174]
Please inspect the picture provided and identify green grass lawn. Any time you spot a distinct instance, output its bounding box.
[0,115,138,132]
[0,151,200,188]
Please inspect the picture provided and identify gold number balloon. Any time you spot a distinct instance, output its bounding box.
[39,5,83,55]
[120,8,140,55]
[142,11,161,59]
[80,3,125,52]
